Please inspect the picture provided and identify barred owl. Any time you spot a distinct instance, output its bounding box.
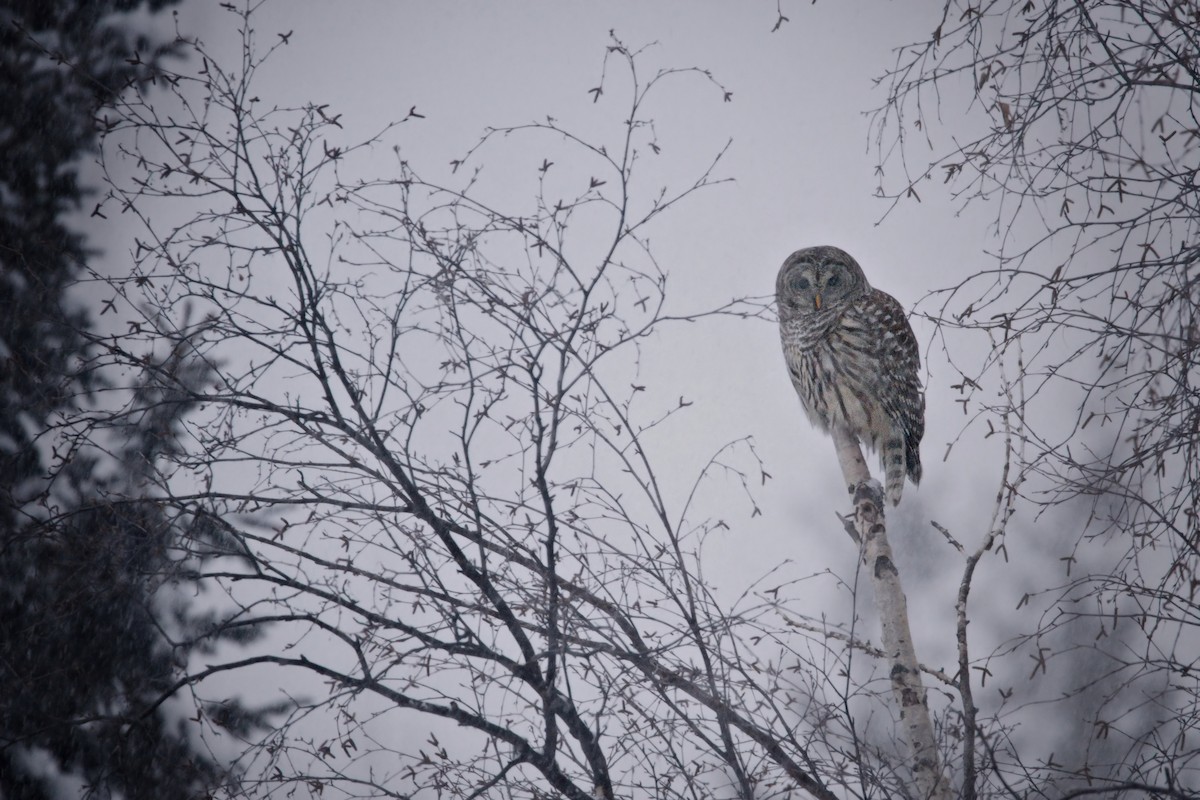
[776,245,924,505]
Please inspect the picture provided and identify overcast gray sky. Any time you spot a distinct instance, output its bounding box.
[98,0,1042,661]
[88,0,1084,780]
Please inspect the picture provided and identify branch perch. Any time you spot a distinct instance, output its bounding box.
[831,426,952,800]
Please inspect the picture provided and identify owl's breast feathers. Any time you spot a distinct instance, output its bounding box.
[780,291,924,458]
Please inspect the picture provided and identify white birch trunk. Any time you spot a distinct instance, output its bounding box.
[831,426,952,800]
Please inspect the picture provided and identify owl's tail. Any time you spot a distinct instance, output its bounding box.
[883,431,920,506]
[882,436,904,506]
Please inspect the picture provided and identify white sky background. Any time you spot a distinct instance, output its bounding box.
[153,0,1011,651]
[84,0,1102,785]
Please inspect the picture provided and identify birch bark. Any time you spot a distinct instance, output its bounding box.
[831,426,952,800]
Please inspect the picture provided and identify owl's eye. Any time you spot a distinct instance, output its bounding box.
[827,274,842,288]
[791,275,811,292]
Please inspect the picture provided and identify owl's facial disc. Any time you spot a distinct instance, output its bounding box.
[786,266,820,310]
[814,272,843,309]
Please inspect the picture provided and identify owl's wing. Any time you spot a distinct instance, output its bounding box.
[867,289,925,449]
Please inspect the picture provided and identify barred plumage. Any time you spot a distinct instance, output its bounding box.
[776,245,924,505]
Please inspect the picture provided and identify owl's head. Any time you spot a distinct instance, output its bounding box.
[776,245,869,317]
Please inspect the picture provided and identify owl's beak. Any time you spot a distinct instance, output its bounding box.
[813,294,822,311]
